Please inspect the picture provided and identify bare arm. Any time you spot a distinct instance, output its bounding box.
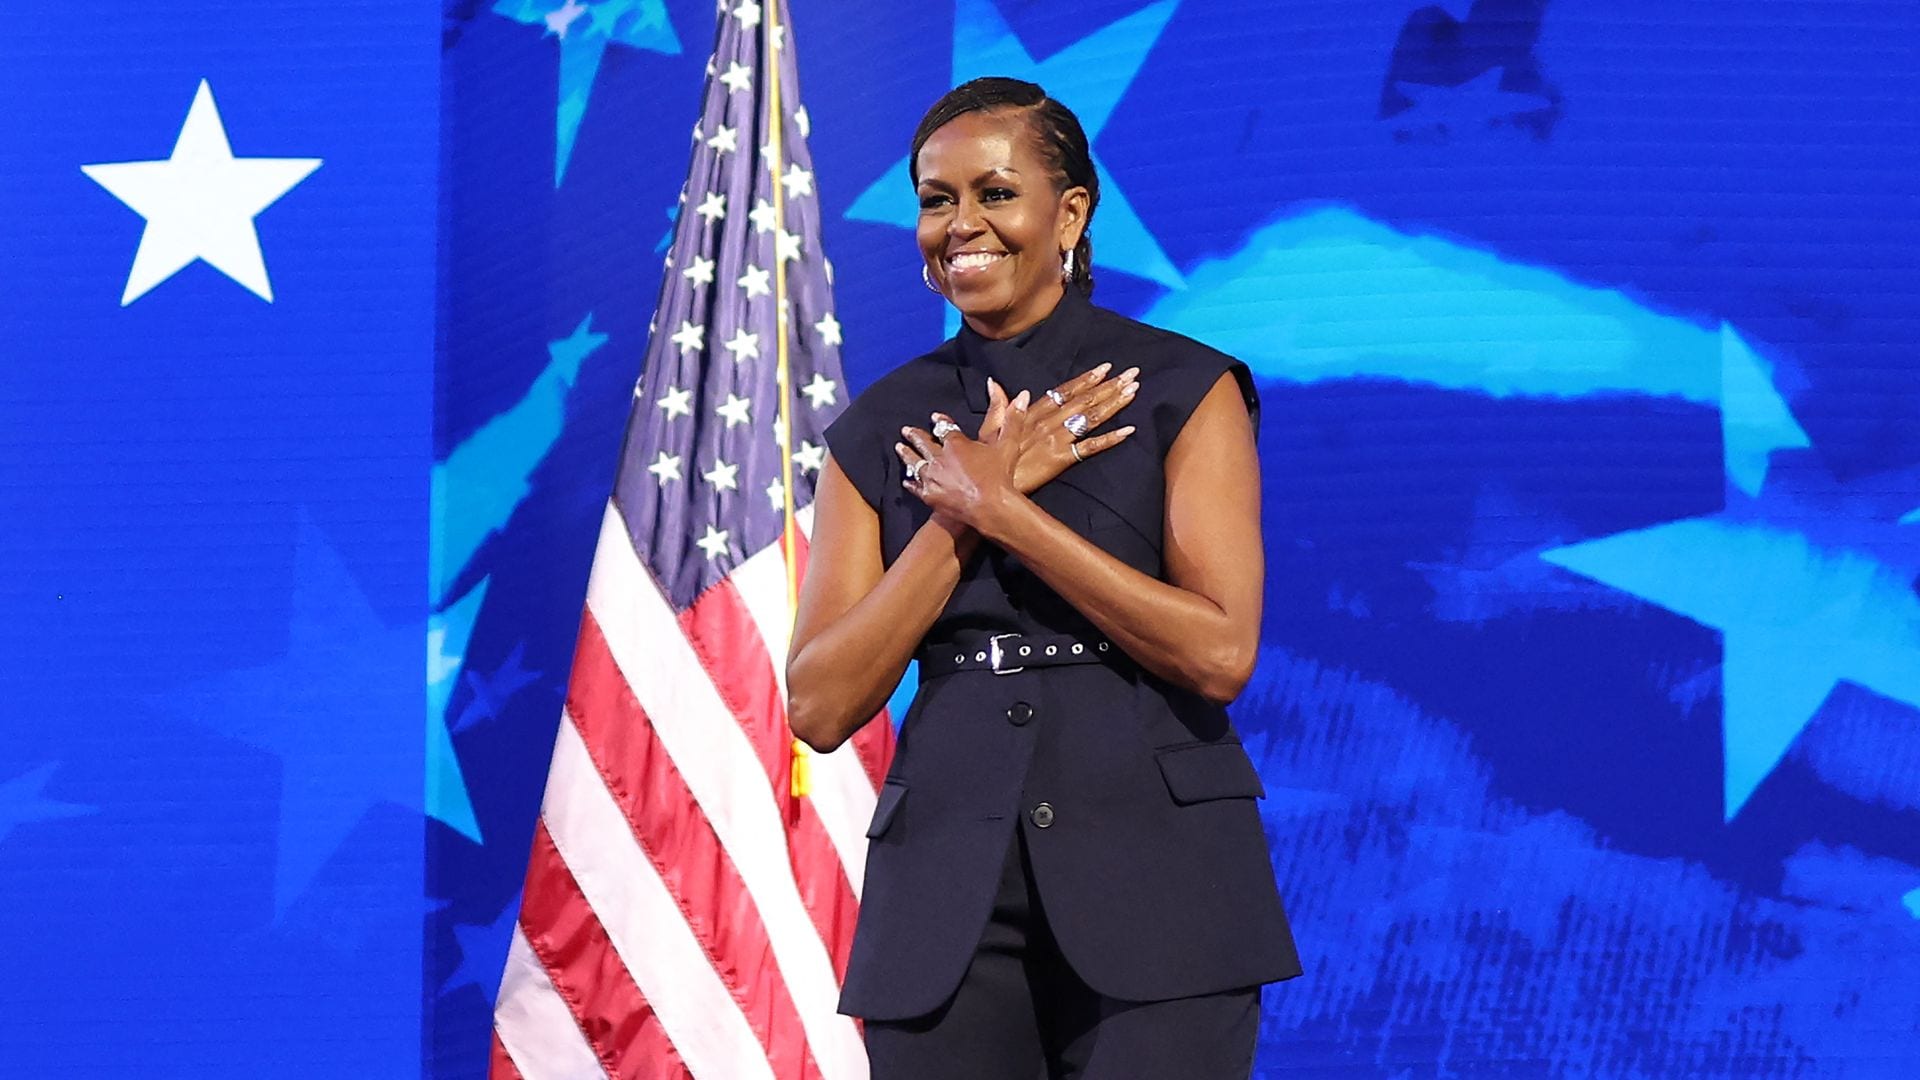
[785,456,979,752]
[905,372,1262,703]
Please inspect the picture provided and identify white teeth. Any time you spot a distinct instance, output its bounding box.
[948,252,1005,270]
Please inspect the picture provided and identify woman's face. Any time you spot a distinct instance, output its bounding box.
[914,109,1088,340]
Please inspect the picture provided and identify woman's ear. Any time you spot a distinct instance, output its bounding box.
[1058,185,1090,251]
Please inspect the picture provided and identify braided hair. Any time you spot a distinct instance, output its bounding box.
[909,77,1100,295]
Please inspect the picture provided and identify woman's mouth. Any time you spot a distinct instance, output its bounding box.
[946,251,1008,276]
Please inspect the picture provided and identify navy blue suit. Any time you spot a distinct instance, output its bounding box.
[823,287,1301,1034]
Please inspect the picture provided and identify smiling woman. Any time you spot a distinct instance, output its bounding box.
[786,77,1300,1079]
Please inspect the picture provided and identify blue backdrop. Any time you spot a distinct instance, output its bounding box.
[4,0,1917,1076]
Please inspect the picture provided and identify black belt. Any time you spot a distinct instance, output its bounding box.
[918,632,1121,678]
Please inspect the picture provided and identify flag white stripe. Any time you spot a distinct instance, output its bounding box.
[587,502,868,1080]
[544,714,776,1080]
[494,926,609,1080]
[727,514,879,898]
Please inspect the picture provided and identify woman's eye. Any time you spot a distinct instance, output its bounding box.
[983,188,1015,202]
[917,193,950,210]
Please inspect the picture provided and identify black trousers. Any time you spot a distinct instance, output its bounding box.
[863,825,1260,1080]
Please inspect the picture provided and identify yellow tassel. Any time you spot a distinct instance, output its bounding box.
[790,739,811,798]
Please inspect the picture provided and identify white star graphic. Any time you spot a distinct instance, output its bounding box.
[813,311,842,347]
[737,263,772,299]
[765,476,787,511]
[706,124,738,155]
[801,372,838,409]
[775,228,802,263]
[703,459,740,493]
[716,393,752,427]
[82,80,322,305]
[780,163,814,199]
[720,60,753,94]
[732,1,762,30]
[647,451,683,485]
[793,440,826,474]
[544,0,588,37]
[694,190,726,223]
[748,198,779,234]
[656,385,692,420]
[723,328,760,362]
[682,255,716,287]
[670,320,705,355]
[696,524,731,561]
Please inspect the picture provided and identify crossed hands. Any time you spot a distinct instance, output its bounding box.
[893,363,1141,535]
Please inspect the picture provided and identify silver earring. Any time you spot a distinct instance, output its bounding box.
[921,264,942,294]
[1061,249,1076,282]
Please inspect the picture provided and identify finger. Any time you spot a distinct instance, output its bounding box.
[900,425,941,460]
[981,378,1008,441]
[1057,362,1116,400]
[893,441,926,469]
[1013,390,1030,413]
[1070,425,1137,460]
[1078,372,1143,429]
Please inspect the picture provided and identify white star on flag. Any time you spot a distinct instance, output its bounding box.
[82,80,322,305]
[737,263,771,298]
[694,191,727,223]
[731,1,761,30]
[794,106,811,137]
[748,198,779,234]
[775,228,802,263]
[696,524,731,560]
[792,440,826,474]
[656,386,693,420]
[683,256,716,286]
[722,328,760,362]
[780,164,814,198]
[720,61,753,94]
[670,320,706,355]
[647,451,683,485]
[706,125,738,154]
[716,393,753,427]
[813,311,842,346]
[764,476,786,510]
[801,372,838,409]
[703,459,741,492]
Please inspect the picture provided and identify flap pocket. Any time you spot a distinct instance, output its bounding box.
[866,779,908,839]
[1155,741,1265,805]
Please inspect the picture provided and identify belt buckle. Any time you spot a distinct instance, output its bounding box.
[988,633,1025,675]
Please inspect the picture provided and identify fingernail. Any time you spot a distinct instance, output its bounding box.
[1014,390,1030,410]
[1122,382,1139,396]
[1122,367,1140,381]
[1120,425,1137,435]
[988,377,1001,394]
[1094,363,1112,376]
[900,426,913,436]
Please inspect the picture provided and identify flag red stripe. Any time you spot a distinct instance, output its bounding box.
[570,612,822,1080]
[488,1029,524,1080]
[679,579,862,980]
[519,821,689,1080]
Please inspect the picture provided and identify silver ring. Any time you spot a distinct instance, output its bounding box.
[906,458,928,482]
[1046,388,1067,407]
[1070,443,1084,463]
[931,418,960,440]
[1063,412,1090,438]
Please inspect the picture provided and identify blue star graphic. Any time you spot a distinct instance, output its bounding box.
[1387,67,1554,140]
[428,577,490,843]
[439,891,523,1001]
[0,763,96,846]
[433,312,609,604]
[495,0,680,186]
[174,517,445,913]
[846,0,1185,290]
[452,640,544,735]
[1542,358,1920,820]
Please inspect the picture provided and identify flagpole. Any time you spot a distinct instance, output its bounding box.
[765,0,811,800]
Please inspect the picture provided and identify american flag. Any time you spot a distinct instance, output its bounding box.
[490,2,893,1076]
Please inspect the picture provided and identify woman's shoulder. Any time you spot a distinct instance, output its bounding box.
[1082,302,1239,376]
[1082,302,1258,443]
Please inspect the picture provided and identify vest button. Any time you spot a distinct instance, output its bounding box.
[1006,701,1034,726]
[1030,802,1055,829]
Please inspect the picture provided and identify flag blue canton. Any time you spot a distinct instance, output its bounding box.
[615,1,845,610]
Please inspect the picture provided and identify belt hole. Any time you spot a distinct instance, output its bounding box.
[975,651,987,662]
[954,654,964,663]
[1046,645,1057,656]
[1071,643,1084,655]
[1020,646,1031,656]
[1098,642,1109,652]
